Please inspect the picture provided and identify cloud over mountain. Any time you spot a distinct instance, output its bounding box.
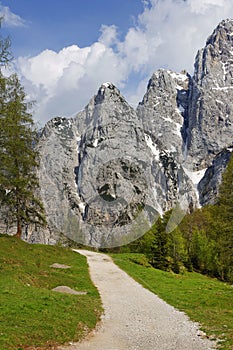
[14,0,233,124]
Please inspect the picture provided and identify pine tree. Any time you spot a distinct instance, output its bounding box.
[150,216,170,271]
[0,73,46,238]
[218,154,233,215]
[215,154,233,281]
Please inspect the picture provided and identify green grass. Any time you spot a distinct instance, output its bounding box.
[0,234,102,350]
[111,253,233,350]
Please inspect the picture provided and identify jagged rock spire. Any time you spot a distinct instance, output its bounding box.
[6,19,232,247]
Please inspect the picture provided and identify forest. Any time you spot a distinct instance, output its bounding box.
[115,156,233,283]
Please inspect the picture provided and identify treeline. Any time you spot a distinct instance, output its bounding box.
[116,154,233,283]
[0,29,46,237]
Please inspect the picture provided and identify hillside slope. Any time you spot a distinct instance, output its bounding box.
[0,235,101,350]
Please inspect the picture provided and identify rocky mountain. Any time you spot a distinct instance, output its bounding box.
[2,19,233,247]
[186,19,233,168]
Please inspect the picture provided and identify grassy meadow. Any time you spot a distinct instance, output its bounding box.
[1,234,232,350]
[0,235,102,350]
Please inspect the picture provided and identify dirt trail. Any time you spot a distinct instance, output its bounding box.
[59,250,215,350]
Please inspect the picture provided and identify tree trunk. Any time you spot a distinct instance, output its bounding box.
[15,217,22,238]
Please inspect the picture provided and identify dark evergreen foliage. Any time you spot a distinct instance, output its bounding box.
[0,73,46,237]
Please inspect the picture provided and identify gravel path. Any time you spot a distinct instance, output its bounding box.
[59,250,216,350]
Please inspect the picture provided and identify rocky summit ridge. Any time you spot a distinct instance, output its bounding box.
[2,20,233,247]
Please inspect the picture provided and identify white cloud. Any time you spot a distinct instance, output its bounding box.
[16,43,128,124]
[189,0,227,14]
[99,25,118,47]
[14,0,233,125]
[0,4,26,27]
[120,0,233,74]
[18,46,91,92]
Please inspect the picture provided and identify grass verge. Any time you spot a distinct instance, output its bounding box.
[111,253,233,350]
[0,234,102,350]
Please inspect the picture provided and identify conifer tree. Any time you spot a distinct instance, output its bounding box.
[0,73,46,238]
[150,215,169,270]
[216,154,233,281]
[218,154,233,215]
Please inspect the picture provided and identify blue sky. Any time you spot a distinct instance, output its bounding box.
[1,1,144,57]
[0,0,232,125]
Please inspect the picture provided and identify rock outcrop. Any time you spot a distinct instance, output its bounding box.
[37,84,163,246]
[1,20,232,247]
[198,147,233,206]
[30,20,233,247]
[186,19,233,169]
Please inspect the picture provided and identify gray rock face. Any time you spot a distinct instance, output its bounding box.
[2,20,233,246]
[33,20,233,246]
[138,69,190,163]
[187,19,233,169]
[137,69,197,211]
[36,75,207,247]
[198,147,233,206]
[35,76,200,247]
[34,117,82,244]
[34,84,161,247]
[73,83,158,246]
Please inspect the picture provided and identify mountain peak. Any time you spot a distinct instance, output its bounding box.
[187,18,233,169]
[206,18,233,50]
[99,81,119,93]
[8,19,232,247]
[216,18,233,29]
[94,81,125,106]
[101,82,114,88]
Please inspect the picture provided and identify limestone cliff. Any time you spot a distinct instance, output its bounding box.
[186,19,233,168]
[30,20,233,246]
[1,20,232,247]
